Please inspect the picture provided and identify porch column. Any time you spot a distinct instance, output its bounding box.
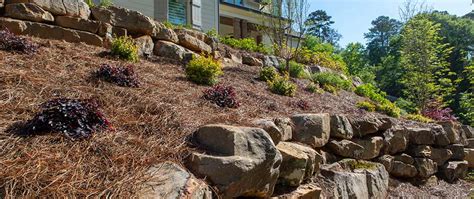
[233,18,241,38]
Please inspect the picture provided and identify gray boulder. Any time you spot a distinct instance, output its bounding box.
[5,3,53,22]
[407,127,435,145]
[152,21,178,43]
[462,125,474,138]
[154,40,195,62]
[414,158,437,178]
[439,161,468,183]
[253,118,292,144]
[291,113,330,148]
[276,142,320,186]
[134,35,153,57]
[8,0,91,19]
[383,127,409,154]
[186,124,282,198]
[447,144,465,160]
[464,148,474,168]
[326,137,384,160]
[138,162,212,199]
[91,6,155,35]
[330,114,354,139]
[349,116,392,137]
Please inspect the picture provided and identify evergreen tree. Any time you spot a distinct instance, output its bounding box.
[305,10,341,45]
[364,16,402,65]
[341,42,375,84]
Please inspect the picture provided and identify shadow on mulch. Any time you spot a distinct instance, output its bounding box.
[5,121,37,137]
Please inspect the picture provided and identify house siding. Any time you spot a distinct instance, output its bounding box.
[201,0,219,32]
[154,0,168,22]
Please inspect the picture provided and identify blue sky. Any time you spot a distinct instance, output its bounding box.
[309,0,473,47]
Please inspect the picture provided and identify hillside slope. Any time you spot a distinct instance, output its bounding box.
[0,37,373,197]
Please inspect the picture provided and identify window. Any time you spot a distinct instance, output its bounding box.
[223,0,244,6]
[169,0,187,25]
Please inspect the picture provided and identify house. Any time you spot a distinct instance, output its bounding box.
[107,0,298,47]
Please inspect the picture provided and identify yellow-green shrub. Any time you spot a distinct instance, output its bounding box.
[220,36,271,54]
[405,114,433,123]
[268,74,297,97]
[357,101,376,112]
[185,56,223,85]
[111,36,139,62]
[355,84,401,117]
[295,48,348,73]
[306,82,324,94]
[259,66,279,82]
[312,72,353,91]
[284,61,308,79]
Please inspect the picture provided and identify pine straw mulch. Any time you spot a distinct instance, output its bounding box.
[0,37,369,198]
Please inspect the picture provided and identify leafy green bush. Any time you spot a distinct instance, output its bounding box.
[306,82,324,94]
[405,114,433,123]
[355,84,401,117]
[312,72,352,91]
[185,56,223,85]
[259,66,279,82]
[268,74,297,97]
[284,61,308,78]
[86,0,112,8]
[220,37,271,54]
[357,101,376,112]
[111,36,139,62]
[395,98,418,114]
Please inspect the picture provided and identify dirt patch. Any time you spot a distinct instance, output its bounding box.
[389,178,473,198]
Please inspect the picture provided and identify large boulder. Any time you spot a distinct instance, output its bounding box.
[186,124,282,198]
[439,161,468,183]
[414,158,437,178]
[153,40,195,62]
[276,142,317,186]
[464,148,474,168]
[349,116,392,137]
[326,137,384,160]
[407,127,435,145]
[138,162,212,199]
[5,3,53,22]
[431,124,451,146]
[242,54,263,66]
[382,127,409,154]
[55,15,102,34]
[377,155,417,178]
[273,183,321,199]
[330,114,354,139]
[291,113,330,148]
[8,0,90,19]
[134,35,153,57]
[152,21,178,43]
[0,17,102,46]
[462,125,474,138]
[320,159,389,199]
[447,144,465,160]
[253,118,292,144]
[177,32,212,54]
[438,121,462,144]
[407,145,452,165]
[262,55,282,68]
[91,6,154,35]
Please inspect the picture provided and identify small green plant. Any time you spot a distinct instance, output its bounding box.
[206,29,218,38]
[163,21,175,29]
[220,36,271,54]
[259,66,279,82]
[376,103,401,118]
[85,0,94,7]
[355,84,401,117]
[185,55,223,85]
[357,101,376,112]
[306,82,324,94]
[268,74,297,97]
[322,84,338,94]
[312,72,352,91]
[110,36,139,62]
[348,160,376,170]
[405,114,433,123]
[99,0,113,8]
[281,61,308,78]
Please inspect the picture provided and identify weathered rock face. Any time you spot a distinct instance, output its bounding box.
[440,161,468,183]
[462,125,474,138]
[394,153,414,164]
[320,159,389,199]
[291,114,330,148]
[0,17,103,46]
[349,116,392,137]
[186,125,282,198]
[91,6,154,35]
[55,15,101,34]
[330,114,354,139]
[5,3,54,22]
[377,155,418,178]
[254,118,292,145]
[447,144,465,160]
[438,121,468,145]
[152,21,178,43]
[407,127,435,145]
[277,142,315,186]
[177,33,212,54]
[414,158,437,178]
[8,0,90,19]
[273,183,322,199]
[464,148,474,168]
[138,162,212,199]
[407,145,452,165]
[153,40,195,62]
[327,137,384,160]
[134,35,153,57]
[383,127,409,154]
[431,124,451,146]
[242,54,263,66]
[262,55,281,68]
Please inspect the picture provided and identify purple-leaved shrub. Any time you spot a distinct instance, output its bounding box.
[203,85,240,108]
[96,64,140,87]
[0,29,38,54]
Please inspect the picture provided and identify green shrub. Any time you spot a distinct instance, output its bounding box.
[357,101,376,112]
[206,29,218,38]
[85,0,94,7]
[220,36,271,54]
[395,98,419,114]
[185,56,223,85]
[99,0,113,7]
[312,72,352,91]
[405,114,433,123]
[284,61,308,78]
[295,47,348,73]
[259,66,279,82]
[355,83,401,117]
[163,21,175,29]
[268,74,297,97]
[322,84,338,94]
[110,36,139,62]
[306,82,324,94]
